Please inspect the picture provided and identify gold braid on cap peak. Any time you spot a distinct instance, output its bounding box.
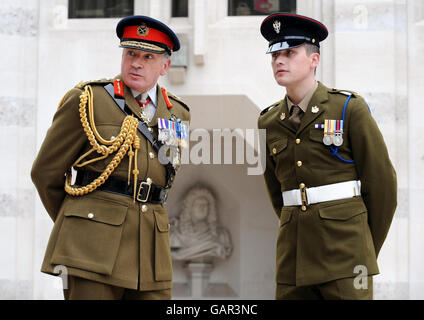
[65,85,140,201]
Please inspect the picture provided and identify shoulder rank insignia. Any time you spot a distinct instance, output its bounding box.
[161,87,174,109]
[114,79,124,98]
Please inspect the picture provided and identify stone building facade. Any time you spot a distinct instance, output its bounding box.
[0,0,423,299]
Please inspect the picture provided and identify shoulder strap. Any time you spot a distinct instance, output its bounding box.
[167,91,190,111]
[329,88,361,98]
[260,101,280,116]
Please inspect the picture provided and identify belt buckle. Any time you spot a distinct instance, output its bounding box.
[299,183,309,211]
[136,179,152,203]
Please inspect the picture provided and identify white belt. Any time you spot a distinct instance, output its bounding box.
[282,180,361,208]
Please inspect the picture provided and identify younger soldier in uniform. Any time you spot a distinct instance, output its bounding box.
[31,16,190,300]
[258,13,397,299]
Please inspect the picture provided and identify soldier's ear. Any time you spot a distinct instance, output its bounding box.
[160,57,171,76]
[311,52,320,69]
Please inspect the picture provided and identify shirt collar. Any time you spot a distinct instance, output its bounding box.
[131,85,158,107]
[287,81,318,113]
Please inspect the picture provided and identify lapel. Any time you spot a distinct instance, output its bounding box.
[149,84,173,127]
[276,98,296,134]
[113,75,145,120]
[296,81,329,135]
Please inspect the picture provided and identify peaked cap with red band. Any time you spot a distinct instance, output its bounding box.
[260,13,328,54]
[116,15,180,55]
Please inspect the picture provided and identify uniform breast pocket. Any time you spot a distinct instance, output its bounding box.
[268,136,291,177]
[309,128,324,144]
[268,136,288,157]
[308,129,336,169]
[308,128,354,168]
[51,196,128,275]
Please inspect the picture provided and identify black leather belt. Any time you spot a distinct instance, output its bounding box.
[75,170,169,204]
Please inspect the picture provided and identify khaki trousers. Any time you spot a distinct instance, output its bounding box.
[276,276,373,300]
[64,276,171,300]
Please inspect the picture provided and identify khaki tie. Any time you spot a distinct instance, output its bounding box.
[288,105,303,130]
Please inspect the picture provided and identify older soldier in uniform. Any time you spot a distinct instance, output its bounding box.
[258,13,397,299]
[31,16,190,300]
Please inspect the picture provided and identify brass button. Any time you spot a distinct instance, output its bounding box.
[141,205,148,213]
[299,183,305,189]
[88,213,94,219]
[296,139,301,145]
[149,152,155,159]
[272,148,277,155]
[148,127,153,133]
[297,161,303,167]
[301,205,307,212]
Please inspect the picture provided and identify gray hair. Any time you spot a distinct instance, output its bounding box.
[163,52,171,62]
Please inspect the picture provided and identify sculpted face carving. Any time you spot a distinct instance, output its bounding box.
[191,198,209,223]
[170,187,232,262]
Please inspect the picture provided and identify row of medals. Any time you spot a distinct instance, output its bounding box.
[281,108,344,147]
[140,109,185,169]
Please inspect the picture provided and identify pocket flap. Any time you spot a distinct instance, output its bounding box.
[309,128,323,143]
[269,137,288,155]
[319,200,366,221]
[154,209,170,232]
[64,197,127,226]
[280,210,292,227]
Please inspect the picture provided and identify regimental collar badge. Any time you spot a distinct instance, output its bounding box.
[137,23,149,37]
[311,106,319,113]
[273,20,281,34]
[280,112,286,121]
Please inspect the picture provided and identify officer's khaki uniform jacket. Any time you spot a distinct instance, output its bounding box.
[31,75,190,291]
[258,82,397,286]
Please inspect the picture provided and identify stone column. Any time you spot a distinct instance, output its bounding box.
[407,0,424,300]
[0,0,40,299]
[186,262,213,298]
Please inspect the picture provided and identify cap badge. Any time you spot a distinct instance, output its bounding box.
[137,23,149,37]
[273,20,281,34]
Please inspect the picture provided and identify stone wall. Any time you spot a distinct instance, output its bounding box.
[0,0,422,299]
